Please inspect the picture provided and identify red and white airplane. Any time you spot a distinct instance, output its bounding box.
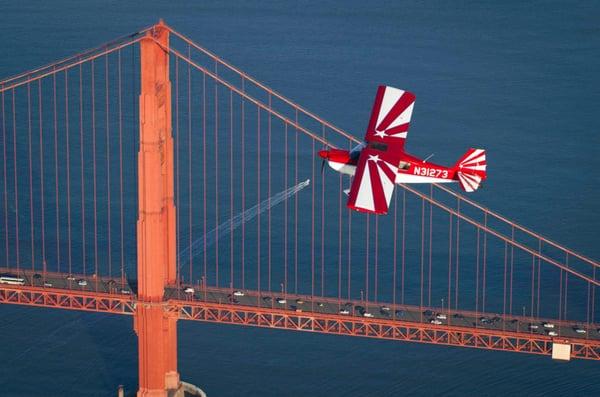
[318,85,487,215]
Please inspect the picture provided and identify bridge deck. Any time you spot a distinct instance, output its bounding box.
[1,269,599,360]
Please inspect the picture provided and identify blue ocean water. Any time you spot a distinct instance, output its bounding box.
[0,1,599,396]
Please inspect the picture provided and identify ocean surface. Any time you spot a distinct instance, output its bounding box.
[0,1,599,396]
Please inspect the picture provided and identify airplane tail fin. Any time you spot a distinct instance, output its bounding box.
[453,148,487,192]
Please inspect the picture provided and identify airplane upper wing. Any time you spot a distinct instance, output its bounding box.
[365,86,416,150]
[347,147,399,214]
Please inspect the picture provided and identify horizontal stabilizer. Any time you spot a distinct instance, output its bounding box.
[454,148,486,192]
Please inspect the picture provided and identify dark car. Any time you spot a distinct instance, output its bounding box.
[423,310,434,316]
[33,273,42,280]
[395,310,405,317]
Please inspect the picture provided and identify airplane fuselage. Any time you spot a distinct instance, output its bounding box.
[320,148,457,185]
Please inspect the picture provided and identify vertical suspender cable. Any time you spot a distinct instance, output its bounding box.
[537,240,541,318]
[202,72,207,289]
[392,192,397,313]
[257,106,261,300]
[241,78,245,289]
[230,89,234,288]
[338,168,342,304]
[92,60,98,279]
[267,94,271,292]
[503,241,507,318]
[294,109,298,294]
[482,212,487,313]
[401,189,405,304]
[510,226,514,315]
[347,141,352,301]
[365,214,369,306]
[531,255,535,318]
[428,186,433,307]
[311,137,315,305]
[188,48,193,285]
[54,70,61,273]
[420,197,424,310]
[118,50,124,288]
[564,255,569,320]
[27,81,35,273]
[79,64,86,276]
[321,125,325,297]
[12,89,20,272]
[64,71,71,277]
[284,122,288,296]
[447,213,452,314]
[214,62,219,287]
[455,199,460,310]
[105,53,111,279]
[1,85,8,267]
[476,228,480,317]
[375,208,379,302]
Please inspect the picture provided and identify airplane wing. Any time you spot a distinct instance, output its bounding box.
[365,86,416,150]
[347,147,398,214]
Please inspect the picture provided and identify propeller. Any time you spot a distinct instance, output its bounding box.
[318,146,329,176]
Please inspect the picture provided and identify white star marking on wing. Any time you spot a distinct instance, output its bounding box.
[374,130,387,138]
[368,154,380,162]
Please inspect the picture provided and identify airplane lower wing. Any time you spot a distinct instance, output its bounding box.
[347,147,398,214]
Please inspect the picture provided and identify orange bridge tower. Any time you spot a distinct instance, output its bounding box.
[134,21,180,397]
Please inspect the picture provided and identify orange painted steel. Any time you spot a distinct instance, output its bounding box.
[2,280,599,362]
[172,299,600,361]
[136,21,179,397]
[0,284,135,314]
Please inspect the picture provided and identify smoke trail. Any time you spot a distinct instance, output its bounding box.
[178,179,310,269]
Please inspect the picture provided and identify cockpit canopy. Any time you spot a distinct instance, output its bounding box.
[349,141,389,161]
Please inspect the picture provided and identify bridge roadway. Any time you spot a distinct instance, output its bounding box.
[2,268,599,354]
[164,285,600,343]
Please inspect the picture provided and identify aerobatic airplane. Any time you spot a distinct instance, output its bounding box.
[318,85,487,215]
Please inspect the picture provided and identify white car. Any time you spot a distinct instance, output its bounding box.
[362,312,374,318]
[295,298,304,304]
[542,322,555,329]
[430,319,443,325]
[339,309,350,315]
[77,279,88,286]
[548,331,558,337]
[43,282,53,287]
[184,287,195,294]
[436,313,447,320]
[66,276,76,281]
[276,298,287,304]
[233,290,245,297]
[121,289,131,295]
[574,327,586,334]
[528,324,539,330]
[380,306,390,312]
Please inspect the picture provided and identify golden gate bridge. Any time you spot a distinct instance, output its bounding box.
[0,20,598,396]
